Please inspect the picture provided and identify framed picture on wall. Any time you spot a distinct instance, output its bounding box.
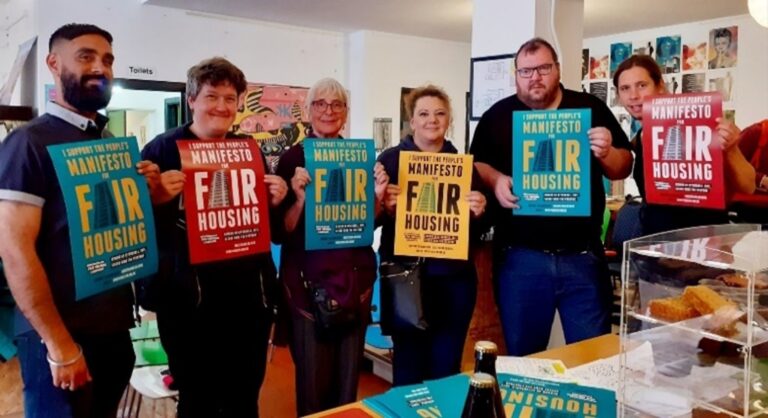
[469,53,515,120]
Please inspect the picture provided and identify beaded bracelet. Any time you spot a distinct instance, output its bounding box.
[46,344,83,367]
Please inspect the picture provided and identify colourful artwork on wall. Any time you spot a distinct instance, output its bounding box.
[232,83,310,173]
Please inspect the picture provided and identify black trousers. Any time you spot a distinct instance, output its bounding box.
[289,312,368,416]
[157,294,271,418]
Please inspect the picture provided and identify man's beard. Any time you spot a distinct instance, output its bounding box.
[516,80,559,109]
[61,69,112,112]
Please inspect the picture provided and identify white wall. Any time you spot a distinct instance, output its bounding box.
[346,31,471,152]
[1,0,37,106]
[583,14,768,129]
[33,0,346,107]
[30,0,472,153]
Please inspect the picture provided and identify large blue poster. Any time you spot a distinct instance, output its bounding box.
[49,137,158,300]
[512,109,592,217]
[303,138,375,250]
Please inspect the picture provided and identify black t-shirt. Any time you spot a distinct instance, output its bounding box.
[470,87,631,250]
[631,129,729,235]
[0,113,134,335]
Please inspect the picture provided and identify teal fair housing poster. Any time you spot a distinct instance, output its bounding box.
[303,138,375,250]
[49,136,158,300]
[512,109,592,217]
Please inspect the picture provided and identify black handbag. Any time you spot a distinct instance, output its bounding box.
[379,259,428,335]
[301,271,358,335]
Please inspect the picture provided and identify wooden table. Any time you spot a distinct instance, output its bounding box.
[307,333,620,417]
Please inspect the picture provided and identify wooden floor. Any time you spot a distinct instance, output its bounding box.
[0,345,391,418]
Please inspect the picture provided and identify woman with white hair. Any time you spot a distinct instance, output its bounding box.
[273,77,388,415]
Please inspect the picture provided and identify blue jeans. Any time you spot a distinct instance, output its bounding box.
[391,270,477,386]
[16,329,134,418]
[496,247,612,356]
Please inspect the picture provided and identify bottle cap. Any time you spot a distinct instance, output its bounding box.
[469,372,496,389]
[474,340,499,354]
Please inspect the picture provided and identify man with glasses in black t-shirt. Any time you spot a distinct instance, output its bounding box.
[470,37,633,356]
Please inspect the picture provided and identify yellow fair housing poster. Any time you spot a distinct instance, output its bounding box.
[394,151,473,260]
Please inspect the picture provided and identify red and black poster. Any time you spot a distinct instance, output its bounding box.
[642,92,725,209]
[177,139,271,264]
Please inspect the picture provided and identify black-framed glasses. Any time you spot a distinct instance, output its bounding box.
[516,63,556,78]
[311,100,346,113]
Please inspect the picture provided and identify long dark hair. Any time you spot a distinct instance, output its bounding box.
[612,54,663,89]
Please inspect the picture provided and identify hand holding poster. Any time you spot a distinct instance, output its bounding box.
[177,139,271,264]
[48,137,158,300]
[513,109,592,217]
[394,151,473,260]
[304,138,375,250]
[642,92,725,209]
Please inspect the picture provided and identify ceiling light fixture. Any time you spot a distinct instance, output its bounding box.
[749,0,768,28]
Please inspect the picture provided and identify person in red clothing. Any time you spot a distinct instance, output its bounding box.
[731,119,768,223]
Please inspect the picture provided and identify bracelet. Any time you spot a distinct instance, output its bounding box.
[46,344,83,367]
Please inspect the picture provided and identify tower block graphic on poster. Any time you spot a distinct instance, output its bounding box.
[641,92,725,209]
[177,139,272,264]
[394,151,473,260]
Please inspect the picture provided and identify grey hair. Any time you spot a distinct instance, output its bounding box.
[306,77,349,118]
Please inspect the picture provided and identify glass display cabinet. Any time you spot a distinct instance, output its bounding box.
[619,224,768,417]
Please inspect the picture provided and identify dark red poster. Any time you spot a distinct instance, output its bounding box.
[177,139,271,264]
[642,92,725,209]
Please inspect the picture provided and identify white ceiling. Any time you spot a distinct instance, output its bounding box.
[143,0,749,42]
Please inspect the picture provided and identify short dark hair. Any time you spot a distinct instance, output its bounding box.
[186,57,247,100]
[713,28,732,44]
[515,37,559,68]
[49,23,112,51]
[612,54,663,89]
[405,84,452,121]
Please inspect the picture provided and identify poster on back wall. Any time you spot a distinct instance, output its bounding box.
[177,139,271,264]
[303,138,375,250]
[512,109,592,217]
[642,92,725,209]
[48,137,158,300]
[394,151,473,260]
[232,83,309,174]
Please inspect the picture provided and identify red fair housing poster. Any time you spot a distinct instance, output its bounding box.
[642,92,725,209]
[177,139,271,264]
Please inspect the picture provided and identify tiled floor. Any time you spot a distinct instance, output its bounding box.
[0,345,391,418]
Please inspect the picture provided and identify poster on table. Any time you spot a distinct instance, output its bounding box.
[48,136,158,300]
[641,92,725,209]
[303,138,375,250]
[177,139,271,264]
[394,151,473,260]
[512,109,592,217]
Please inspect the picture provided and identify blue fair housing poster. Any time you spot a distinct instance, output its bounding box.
[512,109,592,217]
[48,137,158,300]
[303,138,375,250]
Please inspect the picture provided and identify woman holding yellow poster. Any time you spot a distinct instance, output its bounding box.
[376,85,488,386]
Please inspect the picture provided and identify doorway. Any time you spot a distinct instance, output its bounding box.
[108,79,188,149]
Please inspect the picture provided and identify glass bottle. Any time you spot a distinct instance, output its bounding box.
[474,341,505,417]
[461,372,500,418]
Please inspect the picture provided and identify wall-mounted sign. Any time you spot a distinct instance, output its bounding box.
[127,66,157,79]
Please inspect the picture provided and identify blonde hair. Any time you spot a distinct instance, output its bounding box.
[306,77,349,118]
[405,84,453,122]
